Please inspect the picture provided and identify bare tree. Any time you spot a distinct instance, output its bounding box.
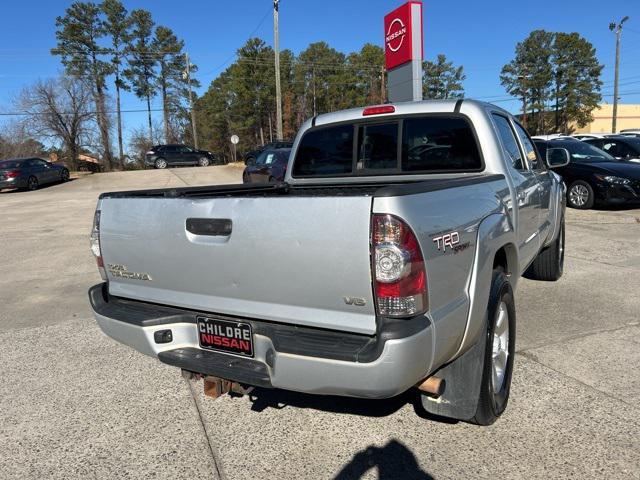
[0,121,50,159]
[127,120,163,167]
[16,77,94,170]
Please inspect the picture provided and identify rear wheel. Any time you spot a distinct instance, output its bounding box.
[27,176,38,191]
[567,181,594,209]
[60,169,70,182]
[198,157,210,167]
[471,269,516,426]
[154,158,167,169]
[524,218,565,281]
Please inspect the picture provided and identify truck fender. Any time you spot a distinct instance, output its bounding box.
[455,212,517,358]
[420,213,517,421]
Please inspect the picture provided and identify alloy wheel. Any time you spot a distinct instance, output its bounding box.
[492,302,510,394]
[569,184,589,207]
[28,177,38,191]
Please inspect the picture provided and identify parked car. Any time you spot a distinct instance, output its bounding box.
[145,144,218,169]
[0,158,70,191]
[242,148,290,183]
[243,141,293,164]
[583,136,640,163]
[620,129,640,137]
[571,133,618,141]
[534,138,640,209]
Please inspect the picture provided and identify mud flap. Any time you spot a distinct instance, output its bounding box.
[420,322,486,421]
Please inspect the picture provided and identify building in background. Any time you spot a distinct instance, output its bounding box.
[573,104,640,133]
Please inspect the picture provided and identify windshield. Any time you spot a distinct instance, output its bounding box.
[0,160,23,169]
[555,140,616,163]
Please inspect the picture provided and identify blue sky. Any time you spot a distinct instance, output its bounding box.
[1,0,638,144]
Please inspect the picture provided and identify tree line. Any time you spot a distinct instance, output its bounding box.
[501,30,603,135]
[1,14,606,169]
[196,38,465,162]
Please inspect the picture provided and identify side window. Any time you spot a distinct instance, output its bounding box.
[513,123,544,170]
[32,159,48,167]
[492,114,525,171]
[613,142,633,159]
[255,151,269,165]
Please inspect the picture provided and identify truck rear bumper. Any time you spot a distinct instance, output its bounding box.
[89,283,434,399]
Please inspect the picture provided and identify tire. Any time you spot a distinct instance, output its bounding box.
[27,176,39,191]
[524,217,565,281]
[60,169,70,182]
[471,269,516,426]
[154,158,167,169]
[198,157,210,167]
[242,173,250,184]
[567,180,594,209]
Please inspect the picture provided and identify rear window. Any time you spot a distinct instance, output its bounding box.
[292,115,482,177]
[0,160,23,169]
[292,124,354,176]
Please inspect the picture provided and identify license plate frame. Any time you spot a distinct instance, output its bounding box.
[196,316,254,358]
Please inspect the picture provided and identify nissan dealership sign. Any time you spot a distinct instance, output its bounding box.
[384,1,423,101]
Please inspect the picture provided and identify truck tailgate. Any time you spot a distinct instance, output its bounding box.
[99,195,377,334]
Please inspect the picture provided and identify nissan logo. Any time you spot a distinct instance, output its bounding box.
[386,18,406,52]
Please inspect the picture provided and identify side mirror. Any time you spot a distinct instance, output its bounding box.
[546,148,570,168]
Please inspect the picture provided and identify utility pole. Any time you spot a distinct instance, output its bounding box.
[273,0,283,141]
[610,16,629,133]
[184,52,199,149]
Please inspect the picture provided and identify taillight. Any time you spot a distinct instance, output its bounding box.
[372,214,427,317]
[90,210,107,280]
[5,170,20,178]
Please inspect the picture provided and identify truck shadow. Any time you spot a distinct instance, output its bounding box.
[244,387,457,424]
[333,440,434,480]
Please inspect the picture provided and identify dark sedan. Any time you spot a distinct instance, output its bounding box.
[145,144,218,169]
[534,138,640,209]
[0,158,70,191]
[242,148,290,184]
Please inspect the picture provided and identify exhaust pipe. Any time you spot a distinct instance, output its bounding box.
[181,371,254,399]
[417,376,445,397]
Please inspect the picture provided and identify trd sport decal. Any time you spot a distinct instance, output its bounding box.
[432,231,470,254]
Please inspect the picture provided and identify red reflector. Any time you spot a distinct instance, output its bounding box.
[6,170,20,178]
[363,105,395,116]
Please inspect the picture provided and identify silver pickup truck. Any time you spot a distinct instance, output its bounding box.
[89,99,568,425]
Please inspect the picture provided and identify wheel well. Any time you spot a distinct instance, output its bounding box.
[493,244,517,275]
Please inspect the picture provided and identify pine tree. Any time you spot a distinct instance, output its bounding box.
[52,1,114,170]
[423,54,466,100]
[152,26,199,143]
[125,9,156,140]
[101,0,131,165]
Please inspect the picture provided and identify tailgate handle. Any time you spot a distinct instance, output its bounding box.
[186,218,232,236]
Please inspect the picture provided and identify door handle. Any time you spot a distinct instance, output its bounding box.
[186,218,232,236]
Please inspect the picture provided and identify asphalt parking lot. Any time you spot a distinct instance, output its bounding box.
[1,166,639,479]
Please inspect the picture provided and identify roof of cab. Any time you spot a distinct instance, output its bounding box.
[310,99,510,128]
